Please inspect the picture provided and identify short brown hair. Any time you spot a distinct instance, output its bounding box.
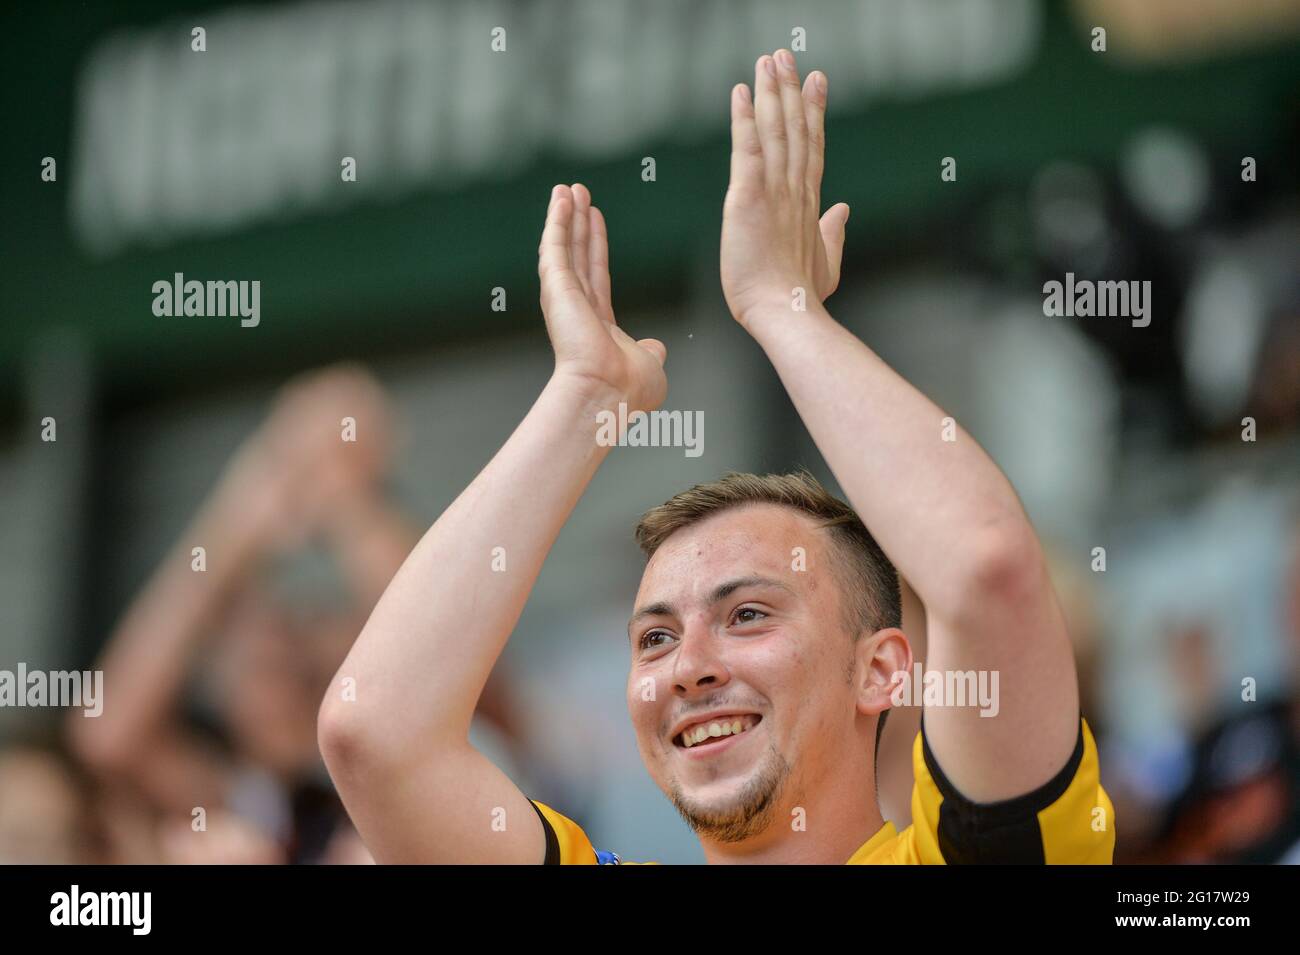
[634,470,901,759]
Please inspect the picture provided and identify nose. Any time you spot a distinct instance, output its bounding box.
[671,617,730,696]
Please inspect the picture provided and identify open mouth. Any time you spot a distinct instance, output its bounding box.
[674,714,762,749]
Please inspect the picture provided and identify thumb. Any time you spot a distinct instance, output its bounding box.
[819,203,850,296]
[637,338,667,366]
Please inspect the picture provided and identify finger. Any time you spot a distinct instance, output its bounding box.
[729,83,763,192]
[753,54,786,189]
[774,49,806,187]
[570,183,592,297]
[819,203,850,296]
[538,185,580,306]
[588,205,615,325]
[802,71,827,198]
[637,337,667,366]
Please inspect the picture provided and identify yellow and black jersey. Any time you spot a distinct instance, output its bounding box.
[529,715,1114,864]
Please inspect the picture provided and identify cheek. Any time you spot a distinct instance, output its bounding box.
[756,635,813,692]
[803,652,858,742]
[626,672,664,742]
[761,637,838,733]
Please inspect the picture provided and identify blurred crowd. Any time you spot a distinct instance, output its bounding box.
[0,368,529,863]
[1075,500,1300,864]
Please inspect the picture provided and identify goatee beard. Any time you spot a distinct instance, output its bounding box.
[668,741,791,844]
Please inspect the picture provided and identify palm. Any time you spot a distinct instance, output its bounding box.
[538,184,666,412]
[720,192,837,314]
[719,53,850,328]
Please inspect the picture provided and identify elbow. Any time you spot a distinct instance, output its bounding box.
[317,692,373,780]
[944,521,1048,620]
[317,687,470,799]
[317,648,473,781]
[316,686,421,781]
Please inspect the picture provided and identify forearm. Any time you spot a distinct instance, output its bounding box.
[71,487,261,765]
[745,302,1035,618]
[323,374,614,757]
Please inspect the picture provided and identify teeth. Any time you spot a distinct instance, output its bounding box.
[679,715,758,748]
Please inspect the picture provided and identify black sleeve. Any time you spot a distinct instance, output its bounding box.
[920,713,1085,864]
[528,799,561,865]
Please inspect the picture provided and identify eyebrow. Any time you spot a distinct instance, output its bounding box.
[627,575,795,637]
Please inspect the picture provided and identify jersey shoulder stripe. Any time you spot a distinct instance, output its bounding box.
[855,715,1114,864]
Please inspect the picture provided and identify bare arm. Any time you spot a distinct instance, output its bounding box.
[719,51,1078,802]
[318,184,667,863]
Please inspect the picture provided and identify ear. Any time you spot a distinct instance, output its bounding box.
[854,627,912,719]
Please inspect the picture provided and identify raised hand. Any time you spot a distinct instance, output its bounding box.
[720,50,850,329]
[538,184,667,412]
[216,364,394,552]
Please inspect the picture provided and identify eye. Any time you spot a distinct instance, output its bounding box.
[731,606,767,626]
[638,629,675,652]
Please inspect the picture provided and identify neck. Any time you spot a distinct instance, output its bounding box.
[698,753,885,864]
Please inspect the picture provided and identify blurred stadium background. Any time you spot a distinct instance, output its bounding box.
[1,0,1298,864]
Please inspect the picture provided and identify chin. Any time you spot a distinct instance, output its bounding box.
[666,748,792,843]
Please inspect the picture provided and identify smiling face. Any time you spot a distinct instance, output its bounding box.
[626,502,877,844]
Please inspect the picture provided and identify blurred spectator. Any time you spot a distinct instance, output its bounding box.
[1138,508,1300,863]
[65,366,416,863]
